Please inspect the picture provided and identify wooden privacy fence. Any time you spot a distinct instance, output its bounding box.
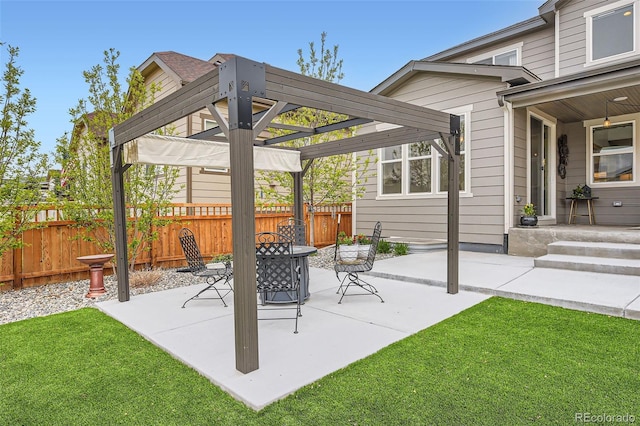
[0,203,351,291]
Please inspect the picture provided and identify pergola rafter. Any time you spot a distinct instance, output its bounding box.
[110,55,460,374]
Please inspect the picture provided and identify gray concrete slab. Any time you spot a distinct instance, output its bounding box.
[370,251,640,318]
[97,267,488,410]
[495,267,640,316]
[370,251,534,291]
[97,251,640,411]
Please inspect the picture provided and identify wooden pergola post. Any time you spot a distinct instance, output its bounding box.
[229,128,259,372]
[219,57,264,373]
[292,171,304,223]
[443,115,460,294]
[109,132,130,302]
[446,115,461,295]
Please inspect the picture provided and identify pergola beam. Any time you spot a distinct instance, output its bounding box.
[113,68,220,144]
[206,103,230,139]
[253,101,288,139]
[299,126,444,160]
[265,65,450,132]
[268,122,314,133]
[263,117,372,146]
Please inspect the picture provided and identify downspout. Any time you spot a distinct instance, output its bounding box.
[499,95,514,253]
[555,10,560,78]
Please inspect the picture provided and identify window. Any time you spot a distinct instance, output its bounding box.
[590,122,635,184]
[378,106,470,197]
[380,146,402,194]
[471,50,517,66]
[201,118,229,174]
[408,142,432,193]
[585,0,636,64]
[467,42,522,66]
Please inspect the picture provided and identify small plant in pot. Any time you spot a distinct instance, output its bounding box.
[520,203,538,227]
[355,233,372,259]
[572,184,591,199]
[337,231,359,262]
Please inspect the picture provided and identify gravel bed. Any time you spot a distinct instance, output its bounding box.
[0,246,394,326]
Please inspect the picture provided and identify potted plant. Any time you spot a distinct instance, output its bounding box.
[572,184,591,199]
[337,231,358,262]
[355,233,372,259]
[520,203,538,227]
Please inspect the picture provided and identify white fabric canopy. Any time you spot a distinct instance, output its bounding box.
[124,134,302,172]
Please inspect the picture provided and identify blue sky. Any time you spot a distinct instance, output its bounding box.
[1,0,541,158]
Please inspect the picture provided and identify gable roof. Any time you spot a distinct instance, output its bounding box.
[423,15,551,63]
[538,0,573,18]
[138,51,234,85]
[423,1,581,63]
[371,61,540,95]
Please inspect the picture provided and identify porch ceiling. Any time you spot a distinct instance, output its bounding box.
[533,84,640,123]
[498,59,640,123]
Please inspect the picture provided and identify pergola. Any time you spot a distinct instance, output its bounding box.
[109,56,461,373]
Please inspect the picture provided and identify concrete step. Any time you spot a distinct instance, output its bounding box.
[547,241,640,260]
[535,254,640,276]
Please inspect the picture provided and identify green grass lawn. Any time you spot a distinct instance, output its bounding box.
[1,297,638,425]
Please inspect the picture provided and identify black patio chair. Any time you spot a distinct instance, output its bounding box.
[334,221,384,304]
[178,228,233,308]
[256,232,302,333]
[276,217,306,246]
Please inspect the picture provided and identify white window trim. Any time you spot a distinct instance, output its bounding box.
[584,0,638,67]
[376,104,473,199]
[466,42,523,66]
[584,115,637,188]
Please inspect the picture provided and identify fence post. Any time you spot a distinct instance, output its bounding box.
[149,221,156,268]
[12,211,23,290]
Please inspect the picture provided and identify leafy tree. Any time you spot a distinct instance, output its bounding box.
[257,32,374,245]
[0,43,50,256]
[56,48,180,271]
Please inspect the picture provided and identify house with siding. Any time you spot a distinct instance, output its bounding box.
[137,51,290,204]
[138,51,235,203]
[356,0,640,253]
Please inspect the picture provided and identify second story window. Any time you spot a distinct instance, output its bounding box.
[467,42,522,66]
[585,0,636,64]
[472,49,517,66]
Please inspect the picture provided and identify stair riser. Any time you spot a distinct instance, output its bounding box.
[547,246,640,260]
[535,259,640,276]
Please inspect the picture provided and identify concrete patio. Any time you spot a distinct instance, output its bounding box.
[97,251,640,410]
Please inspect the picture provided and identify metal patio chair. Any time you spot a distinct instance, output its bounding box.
[256,232,302,333]
[178,228,233,308]
[276,217,306,246]
[334,221,384,304]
